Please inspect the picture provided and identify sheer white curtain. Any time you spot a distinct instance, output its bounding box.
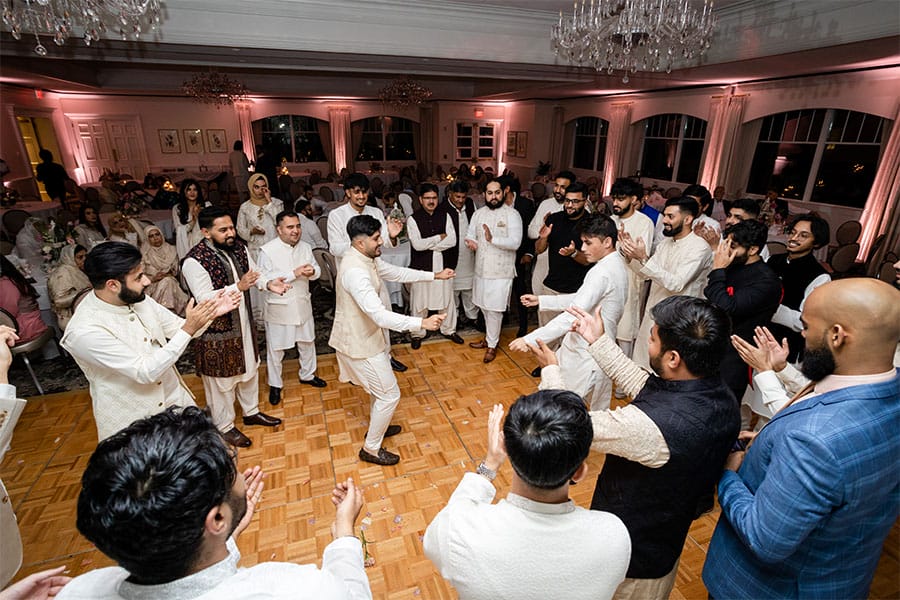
[234,100,255,164]
[328,106,352,173]
[602,103,633,195]
[858,105,900,265]
[699,92,747,192]
[548,106,565,175]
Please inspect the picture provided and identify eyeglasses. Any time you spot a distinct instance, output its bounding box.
[563,198,585,205]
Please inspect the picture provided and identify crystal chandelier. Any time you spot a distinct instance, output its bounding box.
[2,0,162,56]
[378,78,433,109]
[182,72,249,108]
[551,0,717,83]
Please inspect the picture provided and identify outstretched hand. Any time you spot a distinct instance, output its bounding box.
[484,404,507,472]
[0,566,71,600]
[527,338,558,368]
[566,304,605,344]
[331,477,364,539]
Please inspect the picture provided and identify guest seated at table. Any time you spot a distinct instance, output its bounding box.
[13,217,44,262]
[48,244,90,330]
[142,225,189,315]
[107,213,139,247]
[74,205,107,250]
[0,255,49,344]
[173,178,211,259]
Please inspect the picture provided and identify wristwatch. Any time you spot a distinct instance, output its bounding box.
[476,462,497,481]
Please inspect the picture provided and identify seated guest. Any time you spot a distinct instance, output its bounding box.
[48,244,91,330]
[106,214,139,247]
[13,218,44,262]
[55,406,372,599]
[73,205,107,250]
[141,225,189,315]
[424,395,631,600]
[0,255,48,344]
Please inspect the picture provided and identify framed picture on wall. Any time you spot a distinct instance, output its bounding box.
[516,131,528,159]
[205,129,227,153]
[184,129,203,153]
[158,129,181,154]
[506,131,518,157]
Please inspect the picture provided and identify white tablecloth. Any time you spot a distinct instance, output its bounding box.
[1,201,62,236]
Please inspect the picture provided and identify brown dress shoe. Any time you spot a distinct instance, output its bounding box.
[242,412,282,427]
[358,447,400,465]
[221,427,252,448]
[469,339,488,349]
[483,347,497,363]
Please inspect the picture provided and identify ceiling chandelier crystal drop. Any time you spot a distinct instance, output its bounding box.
[2,0,162,56]
[550,0,717,83]
[182,72,249,108]
[378,78,433,109]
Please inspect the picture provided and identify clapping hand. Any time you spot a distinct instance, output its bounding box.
[0,325,19,384]
[559,241,576,257]
[694,221,719,248]
[566,304,605,344]
[182,298,220,335]
[232,466,265,539]
[294,263,316,279]
[266,277,292,296]
[731,326,789,373]
[618,235,648,262]
[237,270,260,292]
[483,404,507,472]
[434,268,455,280]
[527,338,559,368]
[387,217,404,240]
[482,223,493,243]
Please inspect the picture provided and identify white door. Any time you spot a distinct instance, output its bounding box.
[70,117,148,182]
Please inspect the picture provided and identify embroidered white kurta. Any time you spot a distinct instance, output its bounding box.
[466,205,522,312]
[257,237,320,348]
[60,292,196,441]
[236,198,284,260]
[611,210,655,342]
[407,213,456,312]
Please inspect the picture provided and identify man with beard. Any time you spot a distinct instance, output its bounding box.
[609,178,655,360]
[683,184,721,242]
[619,196,713,370]
[183,207,286,448]
[62,242,239,442]
[703,219,782,401]
[703,278,900,600]
[466,179,523,363]
[56,407,372,599]
[440,180,478,328]
[527,171,576,326]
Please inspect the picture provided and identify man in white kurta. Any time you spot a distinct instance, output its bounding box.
[257,211,325,407]
[61,241,233,441]
[609,178,655,359]
[619,197,713,370]
[183,208,286,448]
[329,214,452,466]
[527,171,575,327]
[441,181,478,325]
[466,180,523,362]
[510,215,628,410]
[407,184,459,344]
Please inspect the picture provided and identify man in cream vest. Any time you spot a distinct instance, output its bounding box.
[258,210,326,407]
[466,179,523,363]
[61,242,238,441]
[329,215,453,466]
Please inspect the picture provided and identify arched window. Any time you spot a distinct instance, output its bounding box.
[354,116,417,161]
[639,114,707,184]
[746,109,886,207]
[571,116,609,171]
[252,115,327,163]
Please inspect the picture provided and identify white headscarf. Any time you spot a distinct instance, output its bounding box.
[141,225,178,276]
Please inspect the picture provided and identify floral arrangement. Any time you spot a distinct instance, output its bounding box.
[116,190,149,217]
[0,187,19,207]
[30,217,74,269]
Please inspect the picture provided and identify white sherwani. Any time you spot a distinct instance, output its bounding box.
[407,212,456,321]
[423,472,631,600]
[257,237,321,384]
[466,204,523,312]
[611,210,655,343]
[61,292,196,441]
[632,231,713,369]
[523,252,629,410]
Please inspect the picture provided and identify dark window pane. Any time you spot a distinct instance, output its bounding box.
[809,144,880,207]
[641,139,677,180]
[747,141,816,199]
[478,137,493,147]
[356,133,384,161]
[478,148,493,158]
[676,139,704,183]
[385,132,415,160]
[573,136,596,170]
[457,124,472,137]
[479,126,493,137]
[457,137,472,148]
[595,137,608,171]
[576,117,598,135]
[293,131,325,163]
[458,148,472,159]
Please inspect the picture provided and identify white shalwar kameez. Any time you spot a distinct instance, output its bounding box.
[407,213,457,338]
[528,197,564,325]
[611,210,655,355]
[444,203,477,321]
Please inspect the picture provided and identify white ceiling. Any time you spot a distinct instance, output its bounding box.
[1,0,898,100]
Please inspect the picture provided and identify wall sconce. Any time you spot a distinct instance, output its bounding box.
[473,106,485,119]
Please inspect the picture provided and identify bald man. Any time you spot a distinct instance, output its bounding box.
[703,278,900,600]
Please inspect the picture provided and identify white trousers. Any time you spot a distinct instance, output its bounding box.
[336,351,401,453]
[455,288,478,320]
[411,294,458,338]
[266,341,317,387]
[483,310,503,348]
[202,372,260,433]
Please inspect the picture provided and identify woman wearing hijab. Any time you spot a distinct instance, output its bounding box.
[173,179,211,259]
[236,173,283,261]
[48,244,91,330]
[73,205,107,250]
[141,225,189,315]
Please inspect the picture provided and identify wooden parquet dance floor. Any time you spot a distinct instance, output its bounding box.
[3,328,898,599]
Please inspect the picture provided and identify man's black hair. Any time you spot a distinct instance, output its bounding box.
[84,241,142,290]
[650,296,731,378]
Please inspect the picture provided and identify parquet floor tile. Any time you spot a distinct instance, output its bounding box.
[2,329,897,599]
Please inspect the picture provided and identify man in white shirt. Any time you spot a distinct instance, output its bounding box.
[328,172,408,373]
[407,183,462,347]
[618,196,713,370]
[329,215,453,466]
[294,199,328,250]
[509,214,628,410]
[466,179,523,363]
[609,178,655,361]
[61,241,238,442]
[424,393,631,600]
[683,184,721,239]
[440,180,478,328]
[257,211,326,407]
[183,207,287,448]
[527,171,575,326]
[56,406,372,600]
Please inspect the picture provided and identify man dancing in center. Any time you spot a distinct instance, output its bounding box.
[329,215,453,466]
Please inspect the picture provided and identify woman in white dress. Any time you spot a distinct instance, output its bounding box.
[141,225,189,315]
[236,173,283,261]
[73,205,107,250]
[47,244,91,330]
[173,179,211,259]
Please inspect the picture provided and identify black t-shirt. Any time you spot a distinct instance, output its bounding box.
[542,211,591,293]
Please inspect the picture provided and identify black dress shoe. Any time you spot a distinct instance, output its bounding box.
[269,386,282,405]
[222,428,252,448]
[443,332,465,344]
[411,338,422,350]
[390,357,408,372]
[358,447,400,465]
[299,376,327,388]
[242,412,282,427]
[531,366,542,378]
[366,424,402,439]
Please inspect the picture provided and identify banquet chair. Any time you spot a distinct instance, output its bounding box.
[876,261,896,282]
[316,215,329,243]
[829,243,860,278]
[834,220,861,245]
[319,185,334,203]
[765,241,788,256]
[1,210,30,240]
[0,308,59,396]
[278,174,294,201]
[530,182,547,202]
